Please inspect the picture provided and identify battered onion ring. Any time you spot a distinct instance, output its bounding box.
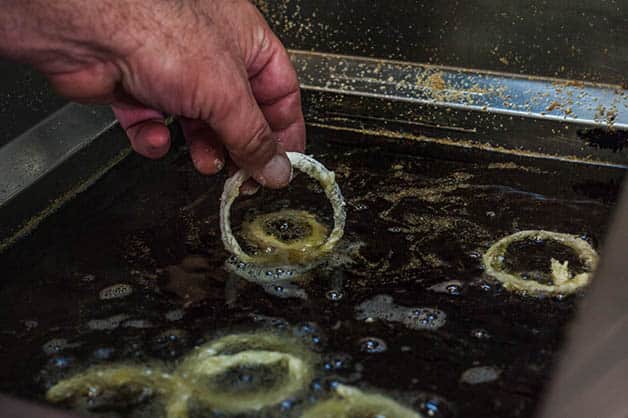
[46,333,316,417]
[301,384,424,418]
[482,230,598,295]
[178,333,315,413]
[46,365,176,403]
[220,152,346,265]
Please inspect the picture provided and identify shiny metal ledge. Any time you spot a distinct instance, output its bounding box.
[0,103,118,205]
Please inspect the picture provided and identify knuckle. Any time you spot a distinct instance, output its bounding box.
[232,121,273,164]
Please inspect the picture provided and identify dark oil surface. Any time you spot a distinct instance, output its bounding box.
[0,127,619,418]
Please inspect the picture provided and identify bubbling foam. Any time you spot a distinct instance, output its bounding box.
[99,283,133,300]
[355,295,447,331]
[242,209,329,263]
[460,366,502,384]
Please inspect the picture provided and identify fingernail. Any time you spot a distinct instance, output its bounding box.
[214,159,224,172]
[241,182,260,196]
[257,154,292,187]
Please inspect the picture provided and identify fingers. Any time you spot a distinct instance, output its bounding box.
[111,102,171,159]
[248,30,306,154]
[205,56,292,189]
[179,119,225,175]
[227,161,260,196]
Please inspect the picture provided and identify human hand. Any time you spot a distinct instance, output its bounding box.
[1,0,305,188]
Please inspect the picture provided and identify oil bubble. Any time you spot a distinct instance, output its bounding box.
[326,290,344,301]
[22,319,38,330]
[99,283,133,300]
[446,285,462,295]
[81,274,95,282]
[165,309,184,322]
[469,251,482,260]
[428,280,463,295]
[261,280,307,299]
[280,399,296,410]
[87,314,130,331]
[479,282,492,291]
[297,323,316,335]
[225,257,312,282]
[355,294,396,321]
[92,347,116,360]
[311,379,323,391]
[249,314,289,330]
[356,294,446,331]
[122,319,154,329]
[471,329,491,340]
[460,366,502,384]
[48,355,75,369]
[42,338,81,355]
[416,394,454,418]
[404,309,447,331]
[151,329,189,358]
[358,337,388,353]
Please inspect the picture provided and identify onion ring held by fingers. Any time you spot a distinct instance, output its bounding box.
[220,152,346,265]
[482,230,598,296]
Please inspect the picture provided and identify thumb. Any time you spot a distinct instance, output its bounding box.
[204,57,292,188]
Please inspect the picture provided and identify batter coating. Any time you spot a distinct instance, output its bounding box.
[47,333,316,417]
[483,230,598,295]
[220,152,346,267]
[302,384,424,418]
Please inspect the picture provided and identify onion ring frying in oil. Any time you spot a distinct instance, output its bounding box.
[220,152,346,265]
[482,230,598,296]
[47,333,316,417]
[301,384,424,418]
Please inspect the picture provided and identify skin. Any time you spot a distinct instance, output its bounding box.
[0,0,306,189]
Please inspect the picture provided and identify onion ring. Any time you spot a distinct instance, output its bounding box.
[47,333,316,417]
[301,384,424,418]
[482,230,598,295]
[220,152,346,265]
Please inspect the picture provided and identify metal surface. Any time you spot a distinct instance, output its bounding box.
[3,49,627,254]
[294,50,628,168]
[0,2,627,415]
[259,0,628,85]
[538,182,628,418]
[0,59,66,147]
[0,103,129,251]
[295,51,628,128]
[0,103,117,205]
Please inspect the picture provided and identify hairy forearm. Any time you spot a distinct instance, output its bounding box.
[0,0,175,74]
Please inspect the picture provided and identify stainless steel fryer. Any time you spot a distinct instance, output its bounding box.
[1,1,628,417]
